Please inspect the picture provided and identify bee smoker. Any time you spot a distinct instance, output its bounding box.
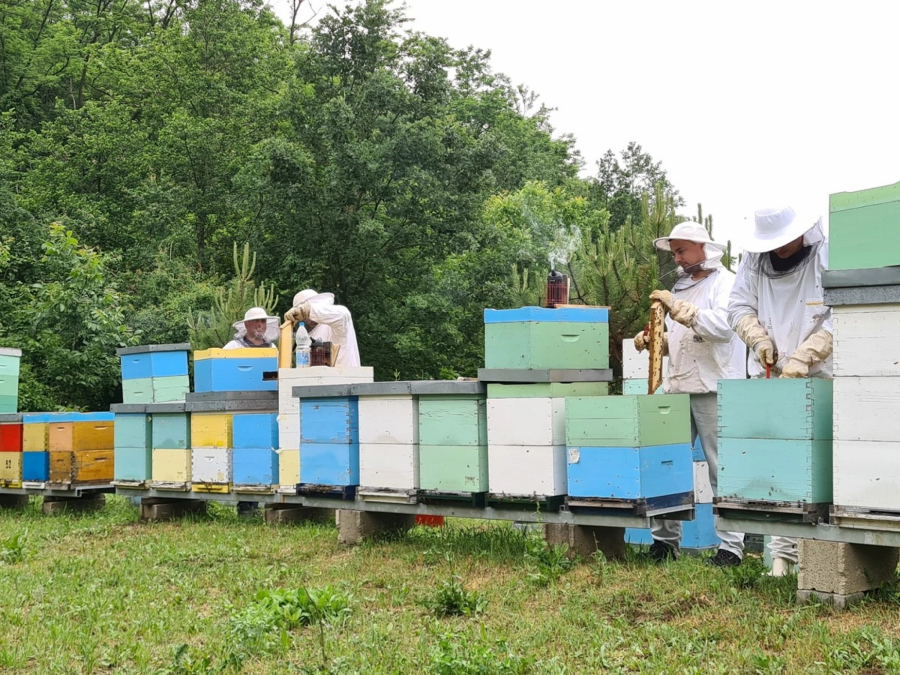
[545,269,569,308]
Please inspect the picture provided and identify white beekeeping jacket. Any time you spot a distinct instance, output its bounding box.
[663,268,746,395]
[727,223,832,379]
[307,298,361,368]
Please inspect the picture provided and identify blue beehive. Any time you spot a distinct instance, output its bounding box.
[567,443,693,499]
[233,447,279,485]
[626,504,718,549]
[193,348,277,393]
[232,413,279,449]
[22,451,49,481]
[120,350,189,380]
[299,396,360,487]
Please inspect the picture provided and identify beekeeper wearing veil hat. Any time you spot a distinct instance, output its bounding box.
[728,205,833,576]
[633,220,746,567]
[285,289,361,368]
[223,307,280,350]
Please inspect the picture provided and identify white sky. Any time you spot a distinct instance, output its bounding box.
[278,0,900,251]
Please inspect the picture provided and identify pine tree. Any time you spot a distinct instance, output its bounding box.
[187,243,278,350]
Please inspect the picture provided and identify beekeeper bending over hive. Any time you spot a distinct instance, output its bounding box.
[728,206,832,577]
[223,307,280,349]
[634,221,746,566]
[285,289,361,368]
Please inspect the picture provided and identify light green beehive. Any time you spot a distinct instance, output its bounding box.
[0,348,22,414]
[487,382,608,399]
[830,181,900,271]
[565,394,692,448]
[418,394,488,493]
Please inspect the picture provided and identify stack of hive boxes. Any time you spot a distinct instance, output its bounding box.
[0,414,23,488]
[295,386,359,495]
[114,344,190,488]
[277,366,374,493]
[118,344,190,403]
[419,386,488,500]
[0,348,21,413]
[47,413,115,486]
[481,307,611,502]
[232,413,279,492]
[717,379,833,510]
[826,181,900,514]
[565,395,693,509]
[182,347,277,492]
[621,339,717,549]
[22,414,50,484]
[151,409,192,490]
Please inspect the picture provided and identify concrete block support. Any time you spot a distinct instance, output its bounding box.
[140,497,207,521]
[264,505,335,526]
[337,510,415,545]
[542,523,626,561]
[0,494,30,510]
[42,494,105,514]
[797,540,899,607]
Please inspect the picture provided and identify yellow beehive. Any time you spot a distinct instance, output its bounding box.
[190,414,233,448]
[152,449,191,483]
[22,423,48,452]
[278,449,300,488]
[0,452,23,488]
[48,422,74,452]
[73,421,115,450]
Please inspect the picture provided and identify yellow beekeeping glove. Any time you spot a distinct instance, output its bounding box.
[650,290,699,328]
[734,315,777,366]
[285,302,310,324]
[780,330,833,379]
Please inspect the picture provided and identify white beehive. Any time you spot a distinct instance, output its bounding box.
[487,445,567,497]
[834,305,900,377]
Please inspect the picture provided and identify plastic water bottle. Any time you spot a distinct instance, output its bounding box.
[295,322,311,368]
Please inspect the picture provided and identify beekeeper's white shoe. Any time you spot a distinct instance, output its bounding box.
[767,557,795,577]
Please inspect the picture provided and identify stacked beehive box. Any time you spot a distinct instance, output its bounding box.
[118,344,190,403]
[480,307,611,502]
[826,181,900,515]
[194,348,277,392]
[621,339,718,548]
[0,414,23,488]
[113,410,153,487]
[48,413,115,486]
[717,379,833,512]
[277,367,373,493]
[565,395,693,510]
[150,408,192,490]
[293,385,359,495]
[233,413,279,493]
[0,348,21,413]
[22,413,50,484]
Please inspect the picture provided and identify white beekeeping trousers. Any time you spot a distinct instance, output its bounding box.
[651,393,745,557]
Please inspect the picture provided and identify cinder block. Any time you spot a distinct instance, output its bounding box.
[42,495,106,514]
[264,505,334,525]
[337,509,415,545]
[140,498,207,521]
[798,540,899,596]
[542,522,626,561]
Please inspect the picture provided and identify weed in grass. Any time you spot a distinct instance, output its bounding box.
[823,627,900,671]
[0,529,27,564]
[748,649,786,674]
[425,626,532,675]
[423,574,488,618]
[721,555,768,589]
[524,535,573,586]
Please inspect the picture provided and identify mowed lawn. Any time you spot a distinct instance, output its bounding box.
[2,497,900,674]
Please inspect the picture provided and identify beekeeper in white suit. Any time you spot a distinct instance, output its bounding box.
[728,206,832,577]
[223,307,280,350]
[634,221,746,566]
[285,289,361,368]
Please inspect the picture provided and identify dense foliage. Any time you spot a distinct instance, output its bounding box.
[0,0,683,409]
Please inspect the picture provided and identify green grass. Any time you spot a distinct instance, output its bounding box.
[1,496,899,673]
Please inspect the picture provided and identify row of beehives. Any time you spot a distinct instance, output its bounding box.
[0,413,115,488]
[619,341,718,548]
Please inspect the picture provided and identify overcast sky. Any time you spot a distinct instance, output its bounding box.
[281,0,900,250]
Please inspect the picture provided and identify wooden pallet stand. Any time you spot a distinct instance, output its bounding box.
[234,484,276,495]
[486,492,565,511]
[358,487,418,504]
[713,497,829,524]
[418,490,487,508]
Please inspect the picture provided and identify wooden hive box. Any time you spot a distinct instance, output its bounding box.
[299,396,359,487]
[49,449,114,485]
[418,394,488,494]
[152,413,191,449]
[627,503,718,550]
[358,394,419,494]
[833,305,900,377]
[829,181,900,271]
[122,378,154,405]
[232,413,279,449]
[0,348,21,414]
[152,448,191,486]
[718,379,833,440]
[567,443,693,499]
[151,376,190,403]
[486,382,608,399]
[834,376,900,442]
[0,422,23,452]
[118,345,189,380]
[834,440,900,511]
[565,395,691,448]
[300,443,359,486]
[191,447,232,490]
[190,413,232,448]
[484,307,609,371]
[277,449,300,491]
[193,348,277,393]
[22,414,49,452]
[114,413,152,484]
[0,451,22,487]
[233,447,279,487]
[22,451,49,482]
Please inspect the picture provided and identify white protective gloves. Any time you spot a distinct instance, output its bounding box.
[734,315,777,368]
[780,330,833,379]
[649,290,699,328]
[633,329,669,356]
[285,302,311,324]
